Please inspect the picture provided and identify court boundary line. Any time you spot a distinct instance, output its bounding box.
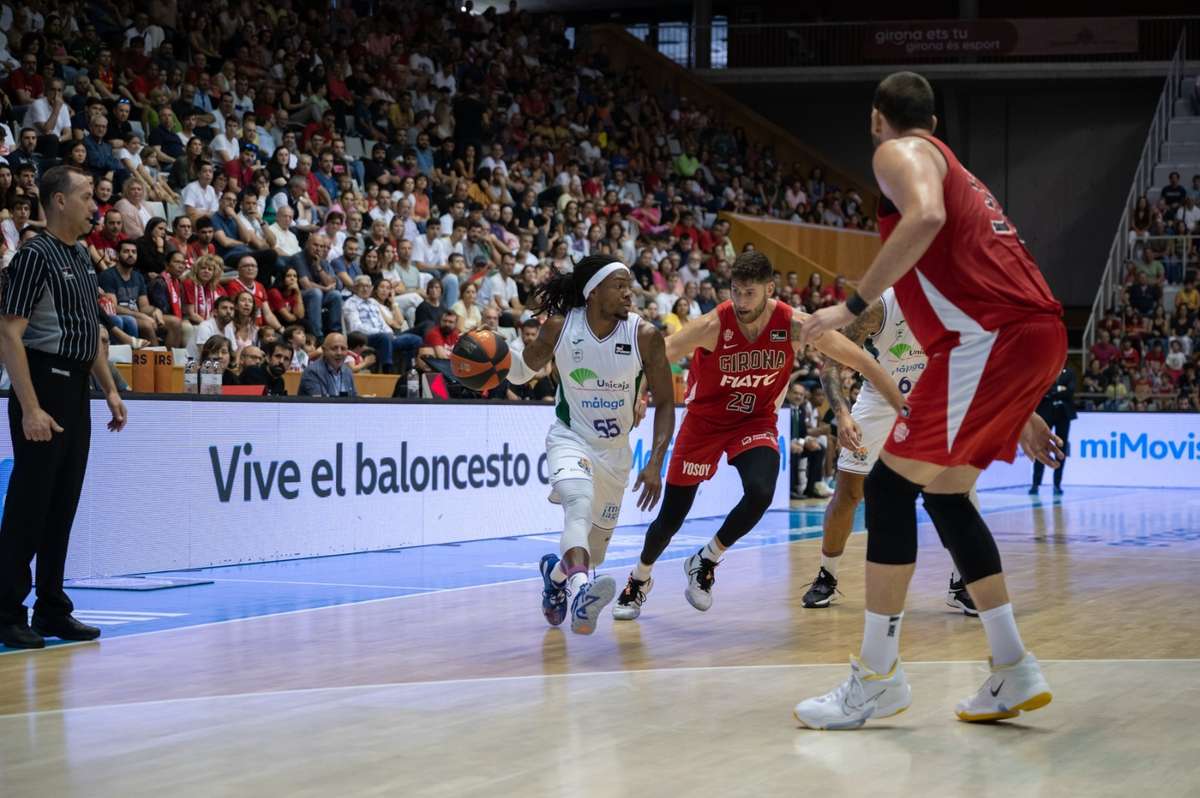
[0,490,1188,656]
[0,657,1195,720]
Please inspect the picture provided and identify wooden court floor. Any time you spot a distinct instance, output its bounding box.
[0,489,1197,797]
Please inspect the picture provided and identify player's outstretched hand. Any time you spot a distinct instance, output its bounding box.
[798,303,854,347]
[633,462,663,511]
[1019,412,1063,468]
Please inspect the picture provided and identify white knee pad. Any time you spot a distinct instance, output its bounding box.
[556,478,594,556]
[588,525,614,567]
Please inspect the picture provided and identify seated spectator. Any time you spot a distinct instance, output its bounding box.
[413,277,446,338]
[332,237,363,293]
[196,295,237,352]
[227,291,261,354]
[343,275,422,373]
[1136,247,1166,286]
[664,297,691,336]
[1177,278,1200,314]
[135,217,172,278]
[98,239,162,345]
[345,331,377,374]
[1160,171,1188,216]
[87,208,126,271]
[182,161,220,220]
[283,233,343,337]
[451,282,483,333]
[224,254,283,332]
[419,309,460,370]
[1090,330,1120,367]
[113,177,153,239]
[239,339,292,396]
[269,205,302,258]
[1128,272,1160,316]
[282,325,312,372]
[186,216,219,266]
[268,266,307,328]
[147,249,189,348]
[479,253,523,324]
[298,332,357,397]
[24,78,73,147]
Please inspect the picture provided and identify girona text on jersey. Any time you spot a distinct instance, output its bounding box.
[718,349,789,388]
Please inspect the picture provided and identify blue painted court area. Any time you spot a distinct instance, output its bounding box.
[7,486,1198,651]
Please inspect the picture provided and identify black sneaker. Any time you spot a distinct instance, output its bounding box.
[802,567,840,608]
[946,576,979,617]
[612,574,654,621]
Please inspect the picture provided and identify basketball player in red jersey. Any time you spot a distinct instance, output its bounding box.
[612,251,905,620]
[793,72,1066,730]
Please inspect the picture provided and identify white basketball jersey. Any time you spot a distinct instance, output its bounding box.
[858,288,927,406]
[553,307,644,445]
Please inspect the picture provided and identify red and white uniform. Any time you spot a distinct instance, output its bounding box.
[879,135,1066,469]
[667,300,793,486]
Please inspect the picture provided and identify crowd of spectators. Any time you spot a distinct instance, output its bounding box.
[0,0,868,402]
[1086,173,1200,411]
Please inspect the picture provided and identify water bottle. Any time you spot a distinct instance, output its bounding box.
[183,358,198,394]
[200,359,221,395]
[406,367,420,399]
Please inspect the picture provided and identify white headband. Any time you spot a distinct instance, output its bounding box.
[583,262,630,300]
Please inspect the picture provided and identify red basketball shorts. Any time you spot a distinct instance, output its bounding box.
[884,316,1066,469]
[666,414,780,486]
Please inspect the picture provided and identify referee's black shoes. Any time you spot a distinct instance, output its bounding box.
[0,623,45,649]
[33,613,101,642]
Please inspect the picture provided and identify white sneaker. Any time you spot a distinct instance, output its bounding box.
[569,575,616,635]
[793,657,912,730]
[684,552,719,611]
[612,574,653,620]
[811,481,833,498]
[956,652,1052,722]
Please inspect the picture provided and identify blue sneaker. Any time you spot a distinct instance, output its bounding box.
[570,575,616,635]
[540,554,568,626]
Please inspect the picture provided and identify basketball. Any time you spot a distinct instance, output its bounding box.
[450,329,512,392]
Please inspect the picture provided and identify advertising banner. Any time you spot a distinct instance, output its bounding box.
[0,399,790,579]
[864,18,1138,61]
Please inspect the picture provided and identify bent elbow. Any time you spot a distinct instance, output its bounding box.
[917,209,946,230]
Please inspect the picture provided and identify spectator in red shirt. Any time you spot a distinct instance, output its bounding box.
[87,208,126,271]
[1119,338,1141,371]
[418,308,460,370]
[223,254,284,332]
[184,254,224,327]
[6,54,44,105]
[1089,330,1120,367]
[267,266,307,328]
[823,275,849,304]
[187,217,218,265]
[671,210,714,253]
[224,144,260,191]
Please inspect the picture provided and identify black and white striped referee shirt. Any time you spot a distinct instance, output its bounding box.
[0,232,100,363]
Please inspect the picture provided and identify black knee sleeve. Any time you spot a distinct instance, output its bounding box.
[864,461,922,565]
[715,447,779,548]
[921,492,1002,583]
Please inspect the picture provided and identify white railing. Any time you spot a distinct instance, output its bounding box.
[1083,30,1189,369]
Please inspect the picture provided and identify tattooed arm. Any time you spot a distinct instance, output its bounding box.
[819,301,886,451]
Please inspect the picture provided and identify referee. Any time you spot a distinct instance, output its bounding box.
[0,165,127,650]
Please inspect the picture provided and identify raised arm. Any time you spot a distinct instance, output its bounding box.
[794,307,904,413]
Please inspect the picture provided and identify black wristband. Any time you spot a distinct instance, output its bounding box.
[846,293,868,316]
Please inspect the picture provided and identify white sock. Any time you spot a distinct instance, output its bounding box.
[566,571,588,598]
[632,561,653,581]
[550,561,567,585]
[860,610,903,675]
[701,538,725,562]
[979,603,1026,667]
[820,553,841,578]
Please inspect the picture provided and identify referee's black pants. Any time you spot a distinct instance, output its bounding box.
[0,350,91,625]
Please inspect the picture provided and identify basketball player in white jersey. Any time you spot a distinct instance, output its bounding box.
[503,255,676,635]
[801,289,978,615]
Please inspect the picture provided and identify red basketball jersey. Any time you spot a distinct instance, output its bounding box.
[683,299,794,428]
[878,136,1062,355]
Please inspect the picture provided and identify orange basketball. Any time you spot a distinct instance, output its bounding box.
[450,329,512,392]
